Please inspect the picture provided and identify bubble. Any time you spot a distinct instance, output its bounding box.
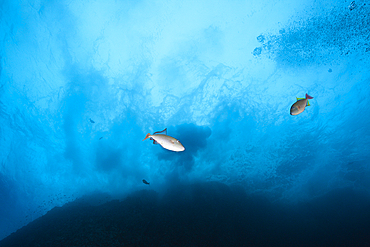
[252,47,262,56]
[256,35,265,43]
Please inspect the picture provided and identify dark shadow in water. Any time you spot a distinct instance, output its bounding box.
[0,182,369,247]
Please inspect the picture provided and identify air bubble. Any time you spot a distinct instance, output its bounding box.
[257,35,265,43]
[252,47,262,56]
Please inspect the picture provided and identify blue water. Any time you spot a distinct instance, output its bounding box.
[0,0,370,245]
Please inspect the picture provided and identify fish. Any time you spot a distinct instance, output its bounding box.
[290,93,314,115]
[143,128,185,152]
[142,179,150,185]
[89,118,95,123]
[99,137,103,140]
[348,1,357,11]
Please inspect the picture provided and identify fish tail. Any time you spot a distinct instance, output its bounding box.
[306,93,314,99]
[142,133,151,141]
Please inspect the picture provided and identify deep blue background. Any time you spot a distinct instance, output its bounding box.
[0,0,369,241]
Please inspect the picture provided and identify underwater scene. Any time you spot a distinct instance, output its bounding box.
[0,0,370,246]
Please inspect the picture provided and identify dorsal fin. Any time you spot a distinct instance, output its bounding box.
[153,128,167,135]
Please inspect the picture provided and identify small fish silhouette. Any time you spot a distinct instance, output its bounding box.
[142,179,150,185]
[348,1,357,11]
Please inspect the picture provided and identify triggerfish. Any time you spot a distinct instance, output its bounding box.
[290,93,314,115]
[143,128,185,152]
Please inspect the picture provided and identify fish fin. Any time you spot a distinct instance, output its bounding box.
[151,138,159,145]
[305,93,313,99]
[142,133,151,141]
[153,128,167,135]
[297,97,310,105]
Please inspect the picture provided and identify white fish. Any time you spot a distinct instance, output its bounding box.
[143,128,185,152]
